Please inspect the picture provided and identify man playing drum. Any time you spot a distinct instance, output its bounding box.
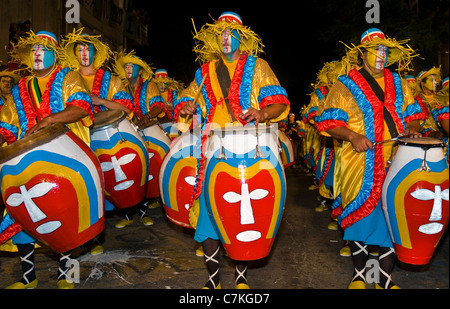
[176,12,290,289]
[112,51,164,228]
[316,28,425,289]
[0,31,94,289]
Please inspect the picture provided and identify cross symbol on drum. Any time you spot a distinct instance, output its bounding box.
[100,154,136,191]
[411,185,449,235]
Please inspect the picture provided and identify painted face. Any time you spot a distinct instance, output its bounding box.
[423,75,441,92]
[0,77,13,95]
[366,45,389,70]
[75,43,95,67]
[32,44,56,71]
[126,63,140,79]
[221,29,241,54]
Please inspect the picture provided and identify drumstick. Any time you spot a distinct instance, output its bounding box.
[373,134,406,145]
[192,74,207,108]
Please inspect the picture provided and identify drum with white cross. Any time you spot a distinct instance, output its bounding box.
[382,137,449,265]
[203,124,286,261]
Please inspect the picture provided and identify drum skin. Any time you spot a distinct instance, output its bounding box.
[203,125,286,261]
[278,130,295,168]
[139,122,171,199]
[0,124,105,253]
[159,130,199,228]
[90,110,149,208]
[382,138,449,265]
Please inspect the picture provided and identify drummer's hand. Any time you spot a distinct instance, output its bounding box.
[25,117,53,136]
[136,114,151,128]
[402,128,422,139]
[180,101,196,115]
[239,107,266,124]
[349,132,373,152]
[90,95,102,105]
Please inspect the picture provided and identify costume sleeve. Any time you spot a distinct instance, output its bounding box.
[252,58,290,122]
[401,78,425,123]
[63,71,94,127]
[145,81,165,117]
[109,75,134,112]
[316,81,351,134]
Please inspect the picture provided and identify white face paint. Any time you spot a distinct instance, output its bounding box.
[76,44,95,67]
[221,29,240,54]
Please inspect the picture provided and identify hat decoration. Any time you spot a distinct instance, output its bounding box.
[153,69,184,91]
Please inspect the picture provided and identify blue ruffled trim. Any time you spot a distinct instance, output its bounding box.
[99,71,111,100]
[337,74,376,224]
[392,73,406,128]
[239,55,257,111]
[148,95,164,108]
[11,84,28,139]
[139,80,150,114]
[113,91,133,108]
[404,101,423,119]
[0,213,15,234]
[49,67,70,114]
[257,85,288,104]
[317,108,349,125]
[0,98,4,107]
[432,105,449,123]
[67,91,92,113]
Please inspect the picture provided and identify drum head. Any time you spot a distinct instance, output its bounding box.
[399,137,444,148]
[91,110,127,132]
[0,123,69,164]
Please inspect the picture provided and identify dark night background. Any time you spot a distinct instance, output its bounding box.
[129,0,449,115]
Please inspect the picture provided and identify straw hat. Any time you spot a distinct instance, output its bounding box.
[113,50,154,85]
[0,70,21,84]
[60,28,112,71]
[342,28,418,73]
[9,30,60,70]
[192,11,264,63]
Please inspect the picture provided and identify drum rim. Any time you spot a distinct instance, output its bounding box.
[0,123,69,165]
[398,137,444,148]
[210,124,276,136]
[90,110,127,133]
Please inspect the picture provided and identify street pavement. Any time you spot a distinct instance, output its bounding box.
[0,167,448,292]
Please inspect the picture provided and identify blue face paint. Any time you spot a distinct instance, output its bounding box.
[76,43,95,67]
[222,29,241,54]
[32,44,56,70]
[126,63,140,79]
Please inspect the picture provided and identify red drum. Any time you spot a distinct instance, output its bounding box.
[278,129,295,168]
[90,110,149,208]
[382,138,449,265]
[203,124,286,260]
[138,120,171,199]
[0,124,105,253]
[159,129,200,228]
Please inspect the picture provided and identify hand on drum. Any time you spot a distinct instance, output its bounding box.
[136,113,152,129]
[25,117,53,136]
[239,107,266,124]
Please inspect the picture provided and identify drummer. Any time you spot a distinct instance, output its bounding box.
[153,69,184,121]
[0,70,20,113]
[0,31,94,289]
[60,28,133,116]
[316,28,425,289]
[177,12,290,289]
[59,28,134,256]
[112,51,162,228]
[415,67,449,138]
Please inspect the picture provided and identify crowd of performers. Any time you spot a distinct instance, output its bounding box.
[0,10,448,290]
[298,28,449,289]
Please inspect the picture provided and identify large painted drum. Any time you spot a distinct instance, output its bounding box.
[138,120,171,199]
[0,123,105,253]
[159,129,200,228]
[90,110,149,208]
[382,137,449,265]
[278,130,295,168]
[203,124,286,260]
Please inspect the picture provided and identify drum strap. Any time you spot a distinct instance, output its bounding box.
[359,68,399,138]
[216,58,237,122]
